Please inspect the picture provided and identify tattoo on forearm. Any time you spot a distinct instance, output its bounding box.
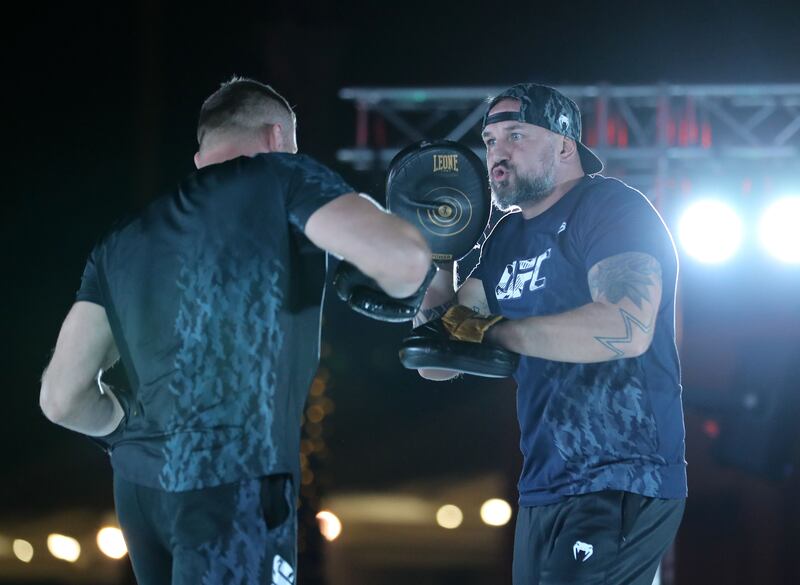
[594,308,652,358]
[414,300,455,327]
[470,304,485,315]
[588,252,661,309]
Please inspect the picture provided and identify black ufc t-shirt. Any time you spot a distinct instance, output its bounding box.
[77,153,353,492]
[472,176,687,506]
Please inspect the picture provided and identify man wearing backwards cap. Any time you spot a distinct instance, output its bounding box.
[416,83,686,584]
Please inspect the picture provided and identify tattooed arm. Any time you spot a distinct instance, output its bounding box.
[587,252,662,358]
[487,252,663,363]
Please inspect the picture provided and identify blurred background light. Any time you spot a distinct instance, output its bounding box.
[46,533,81,562]
[12,539,34,563]
[758,196,800,264]
[97,526,127,559]
[322,494,432,525]
[678,199,743,263]
[435,504,463,529]
[316,510,343,542]
[480,499,512,527]
[0,534,10,558]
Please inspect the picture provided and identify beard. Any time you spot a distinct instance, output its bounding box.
[490,154,557,212]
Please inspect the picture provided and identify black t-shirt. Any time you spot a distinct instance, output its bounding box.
[77,153,353,492]
[472,175,687,505]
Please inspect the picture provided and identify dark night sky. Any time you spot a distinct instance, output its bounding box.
[3,0,800,519]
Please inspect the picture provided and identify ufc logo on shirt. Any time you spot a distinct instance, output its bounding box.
[494,248,551,300]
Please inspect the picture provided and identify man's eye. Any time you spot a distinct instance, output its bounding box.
[484,138,496,147]
[510,133,523,141]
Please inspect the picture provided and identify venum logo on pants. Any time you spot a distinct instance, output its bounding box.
[272,555,295,585]
[573,540,594,562]
[494,248,552,300]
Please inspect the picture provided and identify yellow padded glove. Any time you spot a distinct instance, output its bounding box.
[441,305,505,343]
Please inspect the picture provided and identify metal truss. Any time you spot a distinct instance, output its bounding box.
[337,84,800,205]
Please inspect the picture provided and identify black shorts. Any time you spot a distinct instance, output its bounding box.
[513,491,684,585]
[113,474,296,585]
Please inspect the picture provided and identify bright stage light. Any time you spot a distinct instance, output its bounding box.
[435,504,463,529]
[316,510,342,542]
[46,534,81,563]
[678,199,743,263]
[12,539,34,563]
[759,197,800,264]
[480,498,512,526]
[97,527,127,559]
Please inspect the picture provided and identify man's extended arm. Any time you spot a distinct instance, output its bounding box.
[305,193,431,299]
[487,251,662,363]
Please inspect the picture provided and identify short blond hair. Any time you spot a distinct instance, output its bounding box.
[196,77,296,147]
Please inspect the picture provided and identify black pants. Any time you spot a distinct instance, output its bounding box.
[513,491,684,585]
[113,474,296,585]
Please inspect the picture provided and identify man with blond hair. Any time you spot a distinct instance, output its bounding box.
[40,77,431,584]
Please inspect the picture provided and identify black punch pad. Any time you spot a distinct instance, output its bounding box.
[399,320,519,378]
[386,140,490,263]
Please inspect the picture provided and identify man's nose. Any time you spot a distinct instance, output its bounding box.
[487,148,508,169]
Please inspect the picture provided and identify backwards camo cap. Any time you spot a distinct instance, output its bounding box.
[482,83,603,175]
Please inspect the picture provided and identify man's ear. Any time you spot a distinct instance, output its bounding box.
[193,152,201,169]
[560,136,578,160]
[266,123,285,153]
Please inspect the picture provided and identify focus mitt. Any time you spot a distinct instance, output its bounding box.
[386,140,490,263]
[399,306,519,378]
[333,261,437,323]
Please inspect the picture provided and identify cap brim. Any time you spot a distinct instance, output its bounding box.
[577,142,603,175]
